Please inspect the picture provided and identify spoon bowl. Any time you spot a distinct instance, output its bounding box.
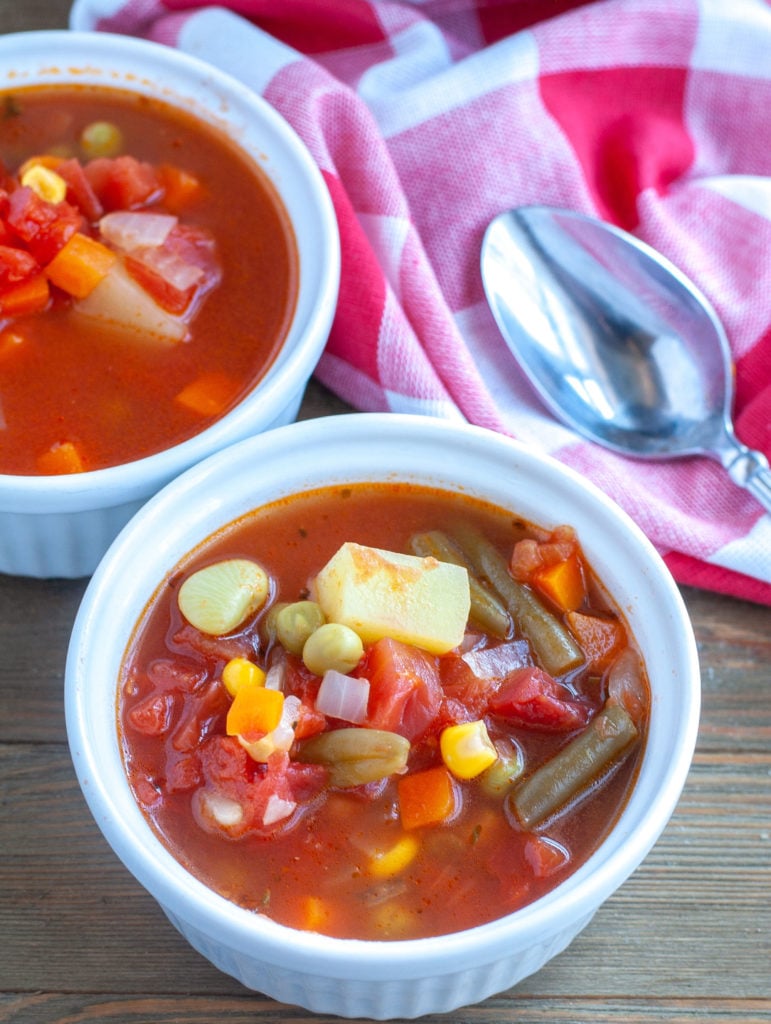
[481,205,771,512]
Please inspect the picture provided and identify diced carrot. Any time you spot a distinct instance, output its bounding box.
[175,371,238,417]
[44,231,116,298]
[300,895,332,932]
[533,552,587,612]
[36,440,86,475]
[0,272,50,316]
[397,765,456,830]
[226,684,284,740]
[0,329,26,361]
[566,610,626,672]
[157,163,204,212]
[17,154,65,177]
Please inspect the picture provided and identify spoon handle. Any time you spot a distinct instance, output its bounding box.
[719,435,771,515]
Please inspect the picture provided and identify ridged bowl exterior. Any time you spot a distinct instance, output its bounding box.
[65,414,701,1019]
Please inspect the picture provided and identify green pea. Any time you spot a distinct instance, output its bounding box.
[263,601,288,646]
[275,600,325,656]
[479,740,525,796]
[302,622,364,676]
[80,120,124,159]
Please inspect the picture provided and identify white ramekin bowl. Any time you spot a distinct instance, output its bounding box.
[0,31,339,578]
[65,413,701,1020]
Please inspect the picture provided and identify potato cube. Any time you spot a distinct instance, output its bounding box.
[314,542,470,655]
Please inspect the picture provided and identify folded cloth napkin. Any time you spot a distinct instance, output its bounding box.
[70,0,771,605]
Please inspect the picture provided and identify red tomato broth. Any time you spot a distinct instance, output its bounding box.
[0,85,298,474]
[119,483,650,940]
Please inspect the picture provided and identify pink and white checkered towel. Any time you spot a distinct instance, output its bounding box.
[70,0,771,605]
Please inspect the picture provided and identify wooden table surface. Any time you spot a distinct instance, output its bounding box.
[2,3,770,1022]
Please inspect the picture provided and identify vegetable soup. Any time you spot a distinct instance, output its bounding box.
[0,85,298,475]
[119,483,649,940]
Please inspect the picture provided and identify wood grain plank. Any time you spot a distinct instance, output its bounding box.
[0,577,86,744]
[1,993,769,1024]
[0,0,71,33]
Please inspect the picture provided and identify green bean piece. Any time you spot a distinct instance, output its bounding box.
[298,728,410,788]
[451,523,583,675]
[409,531,512,639]
[509,704,639,829]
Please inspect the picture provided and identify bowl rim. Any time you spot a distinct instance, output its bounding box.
[0,30,340,508]
[65,412,701,978]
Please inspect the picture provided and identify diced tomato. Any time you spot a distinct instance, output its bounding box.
[197,741,325,837]
[489,666,591,732]
[147,657,206,694]
[294,699,327,740]
[171,677,230,752]
[124,223,221,314]
[361,638,443,742]
[439,654,493,720]
[510,525,579,584]
[171,621,254,663]
[122,253,192,313]
[524,835,570,878]
[128,692,178,736]
[56,157,104,222]
[199,734,248,788]
[166,753,201,792]
[440,639,532,719]
[134,773,161,808]
[85,155,161,212]
[0,244,39,286]
[6,186,83,264]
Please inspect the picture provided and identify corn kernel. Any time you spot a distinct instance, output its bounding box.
[368,835,420,878]
[371,902,418,938]
[222,657,265,698]
[440,720,498,780]
[21,165,67,204]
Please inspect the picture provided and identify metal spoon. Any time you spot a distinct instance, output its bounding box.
[480,205,771,514]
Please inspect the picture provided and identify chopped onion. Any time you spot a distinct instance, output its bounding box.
[262,793,296,826]
[199,789,243,828]
[316,670,370,724]
[264,659,287,691]
[607,648,648,725]
[132,245,204,290]
[99,211,177,251]
[462,640,531,680]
